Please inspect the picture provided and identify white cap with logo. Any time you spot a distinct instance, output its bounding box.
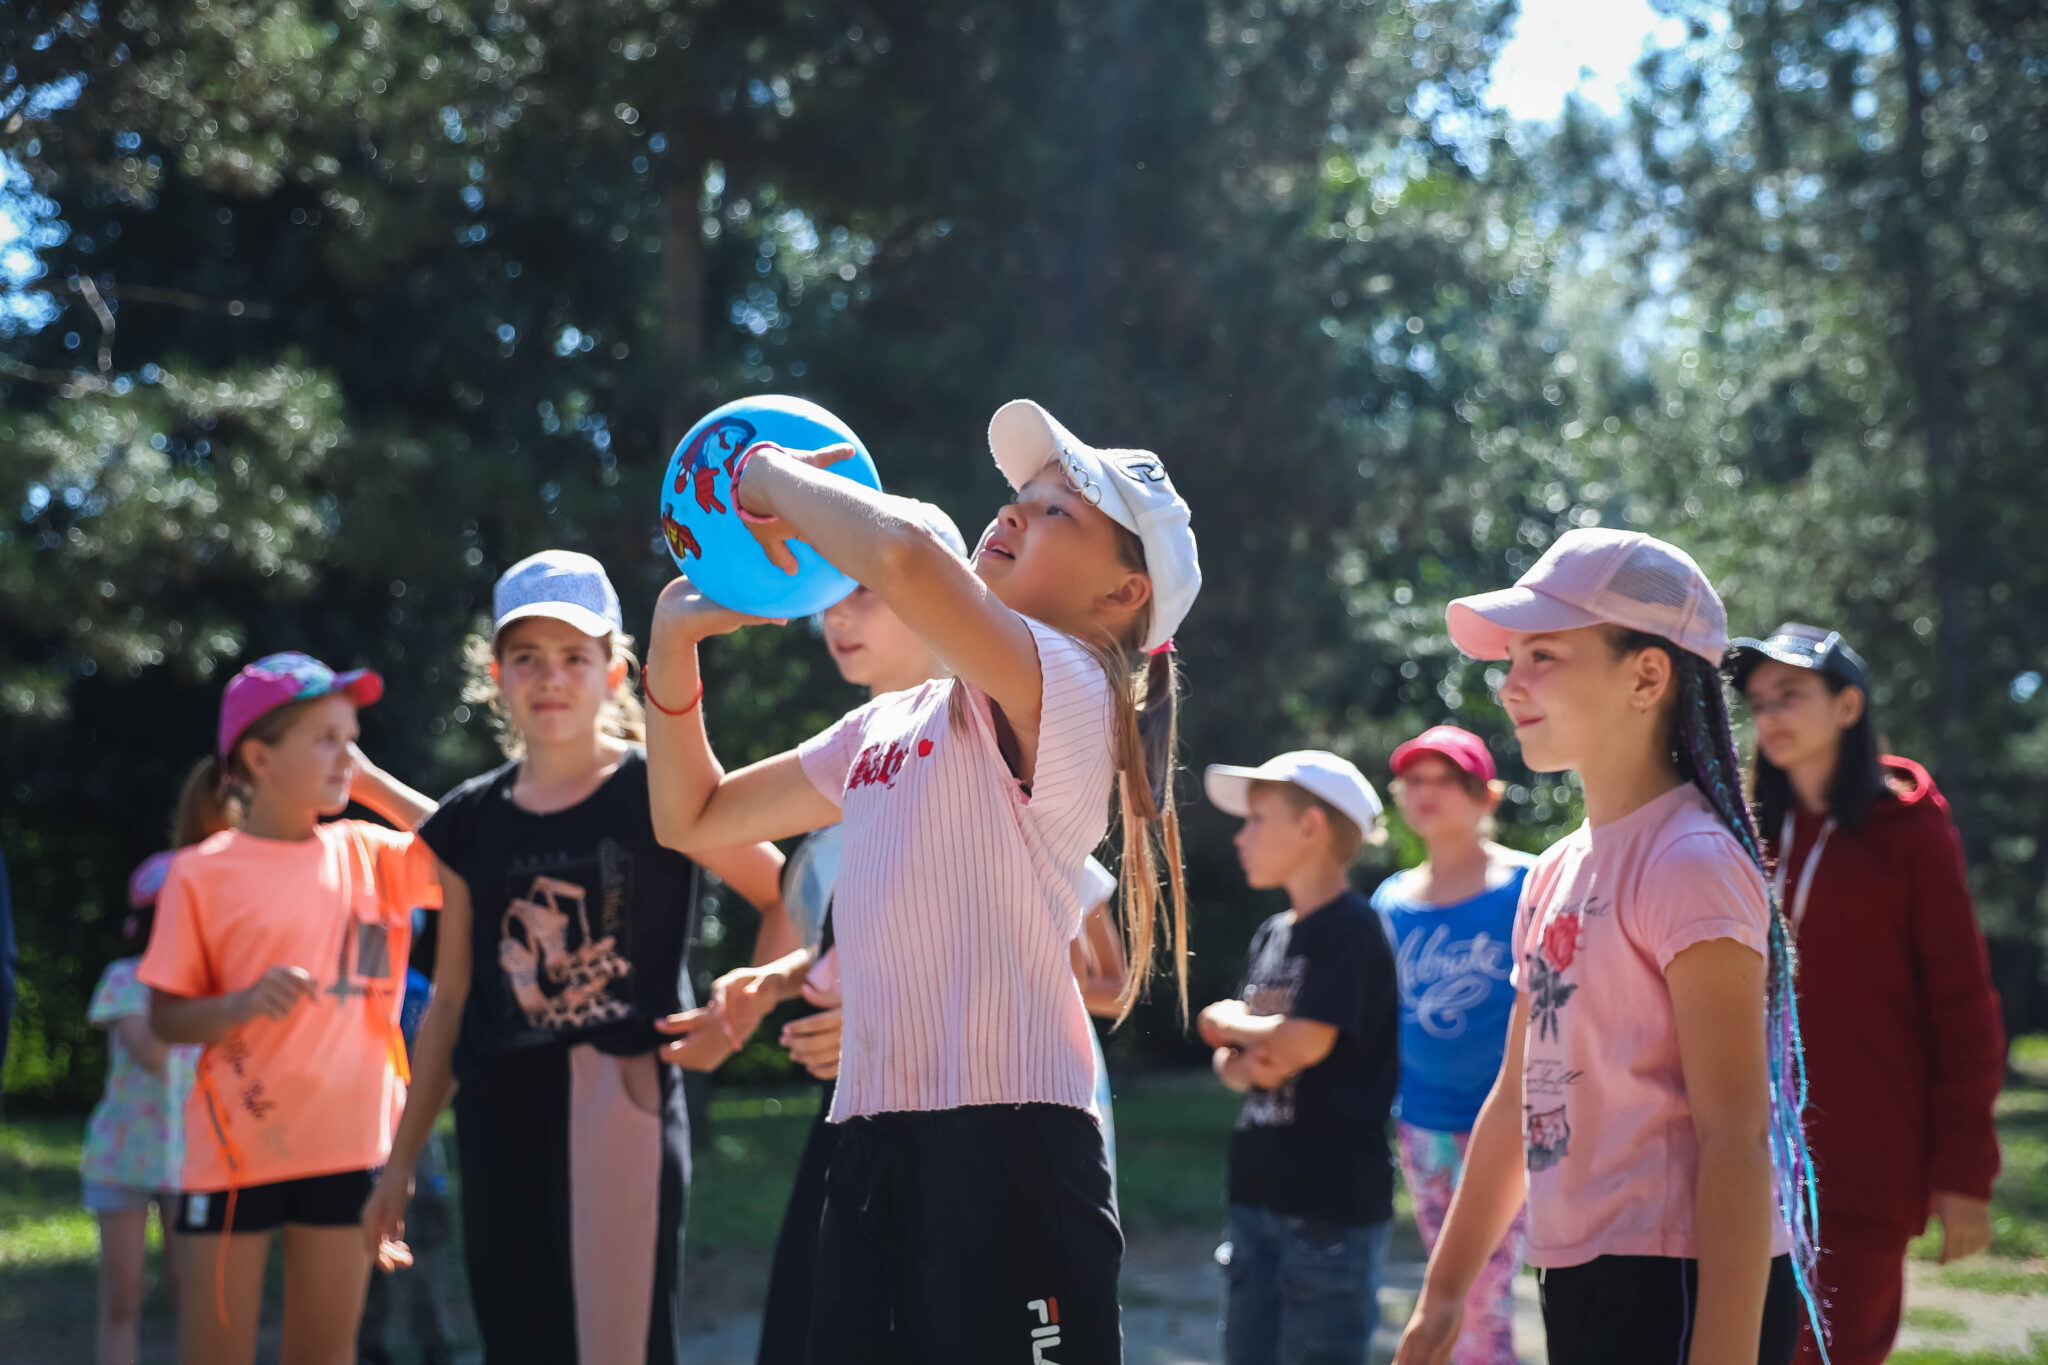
[986,399,1201,655]
[1203,750,1385,837]
[493,550,625,640]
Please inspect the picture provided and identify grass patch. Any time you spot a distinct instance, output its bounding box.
[0,1076,1256,1341]
[1109,1073,1242,1235]
[15,1047,2048,1350]
[1892,1333,2048,1365]
[682,1073,1255,1250]
[1904,1304,1969,1333]
[0,1118,93,1271]
[1907,1048,2048,1264]
[1932,1259,2048,1295]
[688,1090,823,1255]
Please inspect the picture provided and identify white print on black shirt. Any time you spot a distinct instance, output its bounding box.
[1392,923,1513,1040]
[1237,936,1306,1131]
[499,847,635,1030]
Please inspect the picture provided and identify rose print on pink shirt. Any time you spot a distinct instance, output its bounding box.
[1527,906,1582,1043]
[1539,909,1582,971]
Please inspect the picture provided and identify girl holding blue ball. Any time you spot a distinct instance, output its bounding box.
[645,400,1202,1364]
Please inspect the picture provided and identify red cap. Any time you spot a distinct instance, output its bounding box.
[1390,725,1496,784]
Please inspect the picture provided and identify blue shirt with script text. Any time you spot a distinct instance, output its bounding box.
[1372,861,1530,1133]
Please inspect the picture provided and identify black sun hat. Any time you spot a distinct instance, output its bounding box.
[1725,622,1870,693]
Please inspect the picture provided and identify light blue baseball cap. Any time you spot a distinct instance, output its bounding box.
[493,550,624,640]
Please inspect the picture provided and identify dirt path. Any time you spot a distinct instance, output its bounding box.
[8,1234,2043,1362]
[677,1230,1550,1365]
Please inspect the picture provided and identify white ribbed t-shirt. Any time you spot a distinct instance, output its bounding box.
[797,616,1117,1121]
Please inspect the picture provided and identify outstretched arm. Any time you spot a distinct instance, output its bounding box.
[349,745,438,829]
[734,450,1046,741]
[643,581,842,856]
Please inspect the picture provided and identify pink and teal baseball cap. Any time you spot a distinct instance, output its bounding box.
[218,651,383,755]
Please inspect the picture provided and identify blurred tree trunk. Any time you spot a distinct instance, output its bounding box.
[1895,0,1975,853]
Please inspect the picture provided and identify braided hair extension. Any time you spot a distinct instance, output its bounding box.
[1623,631,1829,1355]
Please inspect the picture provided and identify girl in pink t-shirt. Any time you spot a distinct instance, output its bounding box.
[644,402,1200,1364]
[1396,530,1824,1365]
[140,652,441,1365]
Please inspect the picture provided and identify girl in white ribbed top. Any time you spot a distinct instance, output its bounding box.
[645,401,1200,1365]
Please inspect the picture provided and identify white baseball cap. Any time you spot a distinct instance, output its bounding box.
[1446,528,1729,666]
[897,498,968,558]
[1204,750,1385,838]
[986,399,1201,654]
[493,550,624,640]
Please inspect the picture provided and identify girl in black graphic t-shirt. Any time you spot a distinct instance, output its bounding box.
[360,551,790,1365]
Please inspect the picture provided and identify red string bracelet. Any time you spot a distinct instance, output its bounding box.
[644,671,705,717]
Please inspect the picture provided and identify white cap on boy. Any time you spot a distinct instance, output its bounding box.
[1445,528,1730,666]
[898,498,968,559]
[986,399,1201,654]
[1203,750,1385,837]
[493,549,624,640]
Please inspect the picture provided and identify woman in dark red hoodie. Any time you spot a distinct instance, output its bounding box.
[1730,623,2005,1365]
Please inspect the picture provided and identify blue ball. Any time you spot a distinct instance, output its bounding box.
[657,395,881,617]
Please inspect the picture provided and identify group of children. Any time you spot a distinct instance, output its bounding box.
[74,399,2004,1365]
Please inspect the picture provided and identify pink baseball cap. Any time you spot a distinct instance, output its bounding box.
[128,851,176,909]
[1446,528,1729,666]
[1391,725,1496,783]
[217,651,383,755]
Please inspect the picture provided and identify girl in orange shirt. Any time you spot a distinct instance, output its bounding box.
[141,652,440,1365]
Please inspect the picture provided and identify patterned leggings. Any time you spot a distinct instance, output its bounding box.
[1398,1120,1524,1365]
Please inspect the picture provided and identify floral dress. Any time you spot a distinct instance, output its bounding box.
[82,957,197,1195]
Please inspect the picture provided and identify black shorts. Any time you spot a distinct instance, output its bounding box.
[808,1103,1122,1365]
[177,1168,376,1234]
[1540,1252,1802,1365]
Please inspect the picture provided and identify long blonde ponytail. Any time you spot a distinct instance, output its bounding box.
[1096,640,1189,1024]
[1085,518,1191,1025]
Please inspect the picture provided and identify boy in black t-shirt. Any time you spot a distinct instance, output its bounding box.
[1197,750,1400,1365]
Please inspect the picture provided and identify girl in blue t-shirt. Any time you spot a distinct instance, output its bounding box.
[1371,726,1532,1365]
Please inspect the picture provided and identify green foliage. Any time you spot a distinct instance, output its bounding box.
[1564,0,2048,939]
[3,0,2046,1103]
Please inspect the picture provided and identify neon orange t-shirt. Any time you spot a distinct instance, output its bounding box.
[138,821,442,1192]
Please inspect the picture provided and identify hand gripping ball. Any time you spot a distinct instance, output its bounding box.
[657,395,881,617]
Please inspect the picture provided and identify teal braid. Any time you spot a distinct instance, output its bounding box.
[1675,657,1828,1357]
